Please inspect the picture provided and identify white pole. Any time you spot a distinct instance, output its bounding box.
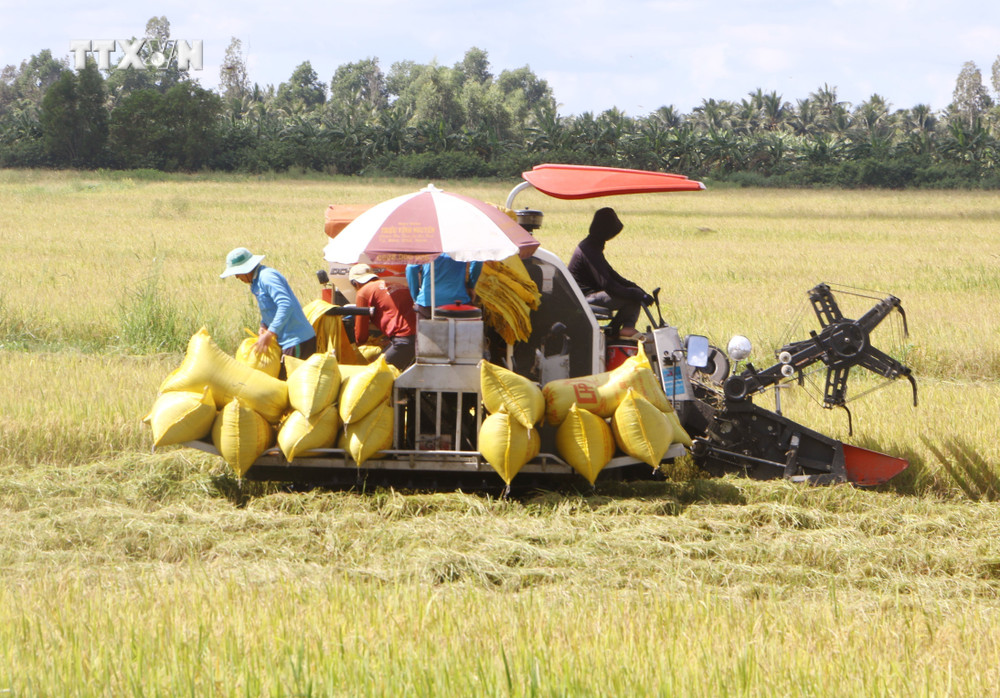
[430,258,436,320]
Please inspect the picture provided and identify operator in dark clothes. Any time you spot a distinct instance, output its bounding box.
[568,207,653,338]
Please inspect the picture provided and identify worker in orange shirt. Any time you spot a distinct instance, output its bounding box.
[349,263,418,371]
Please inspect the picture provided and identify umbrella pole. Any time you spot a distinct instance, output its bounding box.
[430,258,436,320]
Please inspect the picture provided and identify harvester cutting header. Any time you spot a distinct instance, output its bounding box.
[147,165,916,491]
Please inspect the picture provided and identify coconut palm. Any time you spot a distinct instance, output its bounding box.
[846,94,897,159]
[701,128,746,174]
[809,84,851,134]
[691,98,734,132]
[940,117,995,165]
[526,102,569,154]
[790,97,822,137]
[759,91,790,131]
[898,104,939,156]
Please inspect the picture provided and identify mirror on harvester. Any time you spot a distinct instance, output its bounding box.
[686,335,710,368]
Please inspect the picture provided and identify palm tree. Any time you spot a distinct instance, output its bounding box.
[847,94,897,159]
[649,105,683,129]
[593,107,632,162]
[898,104,938,156]
[691,98,734,132]
[734,96,762,135]
[940,117,995,166]
[622,116,671,170]
[747,132,791,175]
[795,132,843,166]
[526,102,569,153]
[790,97,821,137]
[809,84,850,134]
[662,123,704,174]
[701,128,746,174]
[759,91,790,131]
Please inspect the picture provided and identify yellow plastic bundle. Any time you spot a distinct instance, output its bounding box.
[234,328,281,378]
[339,355,397,425]
[475,256,541,344]
[143,386,217,448]
[543,353,669,425]
[556,403,616,485]
[302,298,364,365]
[159,327,288,423]
[277,403,342,462]
[479,360,544,429]
[478,412,540,485]
[489,202,519,222]
[286,351,341,418]
[611,389,673,468]
[212,398,275,477]
[343,399,394,466]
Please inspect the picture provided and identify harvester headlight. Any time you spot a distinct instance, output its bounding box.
[727,335,752,361]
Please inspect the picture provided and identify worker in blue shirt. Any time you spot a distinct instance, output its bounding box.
[221,247,316,364]
[406,254,482,318]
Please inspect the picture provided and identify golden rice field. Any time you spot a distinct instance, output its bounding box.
[1,169,999,696]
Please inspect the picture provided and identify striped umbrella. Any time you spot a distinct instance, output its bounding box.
[322,184,539,265]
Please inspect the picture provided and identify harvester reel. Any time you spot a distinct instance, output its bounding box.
[692,283,917,483]
[723,283,916,410]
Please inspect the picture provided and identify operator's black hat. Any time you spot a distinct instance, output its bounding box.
[589,207,624,240]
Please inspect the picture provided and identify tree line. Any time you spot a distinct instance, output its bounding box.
[3,16,1000,187]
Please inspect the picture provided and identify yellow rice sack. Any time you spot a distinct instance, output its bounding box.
[556,403,616,485]
[478,412,540,485]
[234,328,281,378]
[662,403,693,447]
[302,298,365,365]
[344,399,393,466]
[611,388,673,468]
[159,327,289,423]
[339,354,396,425]
[211,398,275,477]
[143,386,216,448]
[286,351,341,418]
[338,363,368,383]
[277,404,342,462]
[356,344,383,364]
[543,353,668,425]
[283,354,303,377]
[479,360,544,428]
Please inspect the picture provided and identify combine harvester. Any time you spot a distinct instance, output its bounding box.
[184,165,916,491]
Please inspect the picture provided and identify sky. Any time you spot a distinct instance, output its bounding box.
[2,0,1000,117]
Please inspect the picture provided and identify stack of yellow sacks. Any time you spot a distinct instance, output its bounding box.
[143,327,398,476]
[541,352,693,484]
[477,360,545,484]
[475,256,541,344]
[337,355,398,466]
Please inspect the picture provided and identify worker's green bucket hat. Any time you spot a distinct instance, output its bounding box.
[220,247,265,278]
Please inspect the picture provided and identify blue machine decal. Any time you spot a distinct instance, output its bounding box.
[661,365,689,398]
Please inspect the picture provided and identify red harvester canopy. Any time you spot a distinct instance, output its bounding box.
[521,164,705,200]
